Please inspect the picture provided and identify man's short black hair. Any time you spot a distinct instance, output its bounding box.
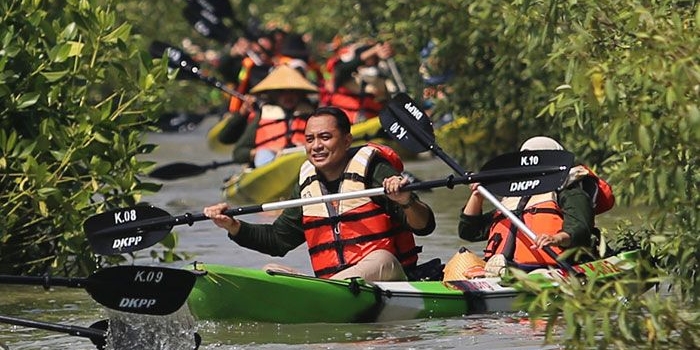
[310,106,351,135]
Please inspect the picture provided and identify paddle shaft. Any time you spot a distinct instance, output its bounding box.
[0,274,87,289]
[387,101,575,271]
[92,165,566,238]
[0,315,104,341]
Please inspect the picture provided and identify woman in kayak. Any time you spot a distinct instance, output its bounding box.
[458,136,612,276]
[204,106,436,282]
[230,64,318,168]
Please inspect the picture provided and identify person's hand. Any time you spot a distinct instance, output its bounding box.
[376,42,394,60]
[204,202,241,236]
[383,175,411,206]
[469,183,483,199]
[531,232,570,249]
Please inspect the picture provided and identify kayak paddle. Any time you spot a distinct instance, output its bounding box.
[149,41,253,102]
[379,92,576,272]
[0,266,196,316]
[0,316,202,350]
[83,149,571,255]
[149,159,237,180]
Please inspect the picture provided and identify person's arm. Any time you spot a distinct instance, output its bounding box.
[203,184,306,257]
[231,206,305,256]
[558,186,595,248]
[333,57,363,88]
[458,183,492,242]
[531,186,595,249]
[371,161,436,236]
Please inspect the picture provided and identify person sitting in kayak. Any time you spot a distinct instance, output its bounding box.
[204,106,436,282]
[458,136,614,276]
[230,64,319,168]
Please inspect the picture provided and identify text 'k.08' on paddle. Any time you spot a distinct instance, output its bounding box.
[84,147,571,256]
[0,266,196,316]
[379,92,577,272]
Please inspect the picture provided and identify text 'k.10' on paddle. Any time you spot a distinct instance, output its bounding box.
[83,149,571,256]
[0,266,196,316]
[379,92,577,272]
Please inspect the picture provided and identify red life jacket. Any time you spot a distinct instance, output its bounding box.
[576,164,615,214]
[299,145,419,278]
[253,105,307,150]
[327,88,384,124]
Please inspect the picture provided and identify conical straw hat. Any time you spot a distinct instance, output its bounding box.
[250,65,318,94]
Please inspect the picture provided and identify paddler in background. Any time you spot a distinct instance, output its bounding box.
[204,106,436,282]
[322,39,395,123]
[229,64,319,168]
[446,136,614,280]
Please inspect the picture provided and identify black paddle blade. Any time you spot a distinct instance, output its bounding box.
[84,206,173,255]
[186,0,234,21]
[86,266,196,316]
[149,162,208,180]
[478,150,574,197]
[379,93,434,154]
[183,4,232,43]
[149,41,200,80]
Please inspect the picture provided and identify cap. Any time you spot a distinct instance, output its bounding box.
[520,136,564,151]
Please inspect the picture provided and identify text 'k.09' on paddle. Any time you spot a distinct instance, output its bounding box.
[0,266,196,316]
[379,92,577,272]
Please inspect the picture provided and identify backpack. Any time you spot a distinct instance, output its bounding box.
[578,164,615,214]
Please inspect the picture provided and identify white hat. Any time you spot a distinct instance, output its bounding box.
[520,136,564,151]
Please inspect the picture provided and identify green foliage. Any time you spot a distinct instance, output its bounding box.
[0,0,170,275]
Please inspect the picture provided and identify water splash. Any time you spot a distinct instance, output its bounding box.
[104,304,198,350]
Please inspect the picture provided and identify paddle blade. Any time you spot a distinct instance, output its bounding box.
[187,0,235,21]
[86,266,197,316]
[378,92,434,154]
[183,4,231,43]
[149,162,208,180]
[478,150,575,197]
[84,206,173,255]
[149,41,200,80]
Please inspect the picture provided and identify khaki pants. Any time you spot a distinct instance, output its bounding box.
[263,249,407,282]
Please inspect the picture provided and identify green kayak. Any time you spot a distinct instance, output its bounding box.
[186,250,640,324]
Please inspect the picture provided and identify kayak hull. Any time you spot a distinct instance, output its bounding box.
[186,250,640,324]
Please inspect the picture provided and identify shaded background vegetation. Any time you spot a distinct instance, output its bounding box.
[2,0,700,348]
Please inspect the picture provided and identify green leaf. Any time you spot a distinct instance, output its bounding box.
[40,70,70,82]
[16,92,40,109]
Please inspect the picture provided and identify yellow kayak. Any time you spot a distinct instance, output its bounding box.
[223,118,388,203]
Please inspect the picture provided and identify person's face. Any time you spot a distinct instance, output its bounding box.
[304,114,352,180]
[275,90,303,110]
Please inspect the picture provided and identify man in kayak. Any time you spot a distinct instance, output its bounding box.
[204,106,436,282]
[458,136,613,276]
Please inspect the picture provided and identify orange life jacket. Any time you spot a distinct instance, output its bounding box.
[253,105,307,150]
[299,145,420,278]
[484,194,565,267]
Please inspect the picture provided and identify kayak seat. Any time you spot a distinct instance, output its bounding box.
[406,258,444,281]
